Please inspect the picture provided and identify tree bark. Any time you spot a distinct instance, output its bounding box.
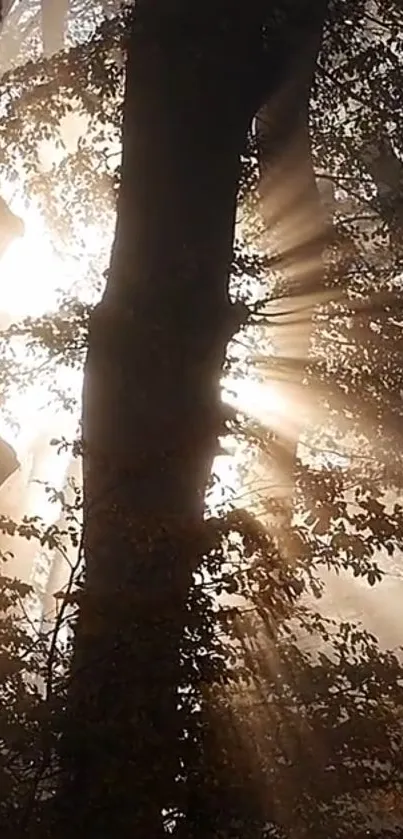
[41,0,69,57]
[56,4,270,838]
[51,3,333,837]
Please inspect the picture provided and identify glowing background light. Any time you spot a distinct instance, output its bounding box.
[0,200,73,318]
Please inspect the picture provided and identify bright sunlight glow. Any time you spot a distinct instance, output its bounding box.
[0,197,75,320]
[0,193,82,531]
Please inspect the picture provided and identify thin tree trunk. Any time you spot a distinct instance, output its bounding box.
[56,4,269,837]
[41,454,82,632]
[0,0,14,26]
[41,0,69,57]
[362,127,403,244]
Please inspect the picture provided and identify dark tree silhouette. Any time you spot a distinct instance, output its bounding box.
[55,3,329,838]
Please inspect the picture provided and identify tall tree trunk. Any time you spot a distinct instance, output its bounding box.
[41,0,69,57]
[57,4,270,837]
[52,4,332,838]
